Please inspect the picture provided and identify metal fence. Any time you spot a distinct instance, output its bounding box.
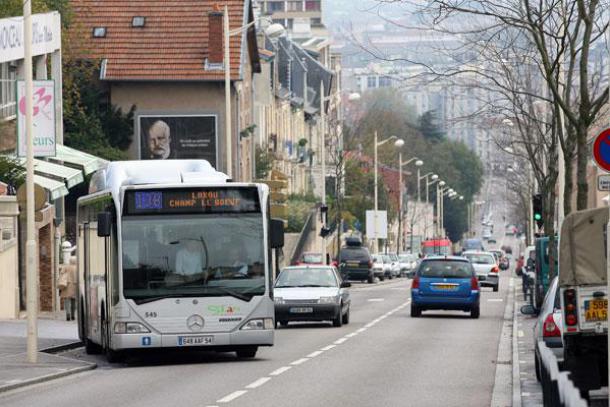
[538,340,588,407]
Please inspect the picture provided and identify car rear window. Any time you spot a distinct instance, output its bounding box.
[464,253,495,265]
[340,248,370,262]
[302,253,323,263]
[418,260,473,278]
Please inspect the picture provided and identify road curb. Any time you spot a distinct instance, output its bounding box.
[512,283,522,407]
[40,341,83,354]
[491,276,514,407]
[0,359,96,394]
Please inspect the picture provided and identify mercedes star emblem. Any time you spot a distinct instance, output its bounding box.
[186,314,204,332]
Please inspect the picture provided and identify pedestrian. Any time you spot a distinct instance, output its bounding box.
[58,257,77,321]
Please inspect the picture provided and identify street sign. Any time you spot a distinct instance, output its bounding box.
[365,210,387,239]
[592,128,610,172]
[17,80,56,157]
[598,174,610,191]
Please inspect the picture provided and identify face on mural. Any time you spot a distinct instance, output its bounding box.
[147,120,171,159]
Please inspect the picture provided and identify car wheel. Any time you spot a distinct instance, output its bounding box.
[493,285,499,292]
[236,346,258,359]
[333,306,343,327]
[470,305,480,319]
[410,304,421,317]
[367,274,374,284]
[85,338,101,355]
[379,275,385,281]
[342,306,350,324]
[388,273,393,280]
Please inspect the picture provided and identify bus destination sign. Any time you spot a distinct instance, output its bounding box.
[125,187,260,215]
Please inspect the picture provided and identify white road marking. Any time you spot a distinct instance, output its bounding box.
[364,322,376,328]
[521,392,531,396]
[320,344,336,351]
[217,390,248,403]
[518,330,524,337]
[270,366,292,376]
[367,298,385,302]
[291,358,309,366]
[307,350,324,358]
[345,332,358,338]
[509,278,515,287]
[334,337,348,344]
[245,377,271,389]
[488,298,504,302]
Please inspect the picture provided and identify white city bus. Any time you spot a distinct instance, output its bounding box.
[76,160,284,362]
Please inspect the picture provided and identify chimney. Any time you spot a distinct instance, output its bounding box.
[208,10,224,65]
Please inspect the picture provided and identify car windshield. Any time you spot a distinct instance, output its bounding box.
[419,260,473,278]
[302,253,323,263]
[121,214,265,302]
[340,248,370,261]
[275,268,338,288]
[464,253,495,265]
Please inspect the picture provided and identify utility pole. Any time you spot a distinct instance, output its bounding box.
[320,81,327,263]
[224,5,232,179]
[24,0,38,364]
[398,152,403,253]
[373,131,379,253]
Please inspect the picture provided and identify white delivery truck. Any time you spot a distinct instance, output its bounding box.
[559,207,608,396]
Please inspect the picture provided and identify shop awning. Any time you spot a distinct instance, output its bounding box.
[48,145,108,175]
[33,175,69,200]
[18,158,84,189]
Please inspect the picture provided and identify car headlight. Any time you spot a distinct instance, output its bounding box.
[114,322,150,334]
[274,297,285,304]
[241,318,274,330]
[319,296,340,304]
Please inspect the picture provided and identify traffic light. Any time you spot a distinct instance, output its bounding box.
[532,194,543,229]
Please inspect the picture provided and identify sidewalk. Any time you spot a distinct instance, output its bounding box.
[512,280,543,407]
[0,317,96,393]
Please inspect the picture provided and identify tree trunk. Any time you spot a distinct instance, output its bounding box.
[576,123,589,210]
[563,150,574,216]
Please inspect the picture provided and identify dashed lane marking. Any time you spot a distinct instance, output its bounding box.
[269,366,291,376]
[290,358,309,366]
[217,390,248,403]
[307,350,324,358]
[245,377,271,389]
[488,298,504,302]
[320,344,336,351]
[367,298,385,302]
[334,337,348,345]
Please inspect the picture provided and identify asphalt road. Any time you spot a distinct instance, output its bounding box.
[0,272,510,407]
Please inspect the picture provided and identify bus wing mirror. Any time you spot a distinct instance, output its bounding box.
[97,212,112,237]
[270,218,284,248]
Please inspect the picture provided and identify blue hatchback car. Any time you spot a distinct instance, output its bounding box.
[410,256,480,318]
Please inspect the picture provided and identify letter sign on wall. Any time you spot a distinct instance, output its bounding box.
[17,80,56,157]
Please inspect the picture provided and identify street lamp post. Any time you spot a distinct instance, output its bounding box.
[436,181,446,237]
[397,155,419,253]
[415,160,424,202]
[373,132,403,253]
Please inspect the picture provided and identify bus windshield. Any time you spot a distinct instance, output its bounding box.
[121,214,265,303]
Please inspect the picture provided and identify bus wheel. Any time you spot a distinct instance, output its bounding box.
[85,338,101,355]
[236,347,258,359]
[106,348,125,363]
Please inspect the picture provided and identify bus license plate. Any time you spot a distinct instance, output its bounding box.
[177,336,214,346]
[585,299,608,322]
[290,307,313,313]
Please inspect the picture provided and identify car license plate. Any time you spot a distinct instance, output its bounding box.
[346,261,359,267]
[435,284,457,290]
[585,299,608,322]
[177,335,213,346]
[290,307,313,313]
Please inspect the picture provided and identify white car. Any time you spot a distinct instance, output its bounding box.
[462,251,500,292]
[274,266,351,327]
[372,254,389,281]
[387,253,401,278]
[399,253,418,277]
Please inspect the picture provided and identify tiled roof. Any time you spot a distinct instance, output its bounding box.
[68,0,258,81]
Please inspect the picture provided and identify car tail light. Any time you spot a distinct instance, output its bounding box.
[491,266,499,273]
[563,289,578,326]
[542,313,561,337]
[412,276,420,289]
[471,276,479,290]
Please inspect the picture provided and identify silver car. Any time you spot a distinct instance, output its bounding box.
[520,277,563,382]
[274,266,351,327]
[462,251,500,292]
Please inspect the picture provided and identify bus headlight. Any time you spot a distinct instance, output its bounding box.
[319,296,340,304]
[114,322,151,334]
[274,297,285,304]
[241,318,274,330]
